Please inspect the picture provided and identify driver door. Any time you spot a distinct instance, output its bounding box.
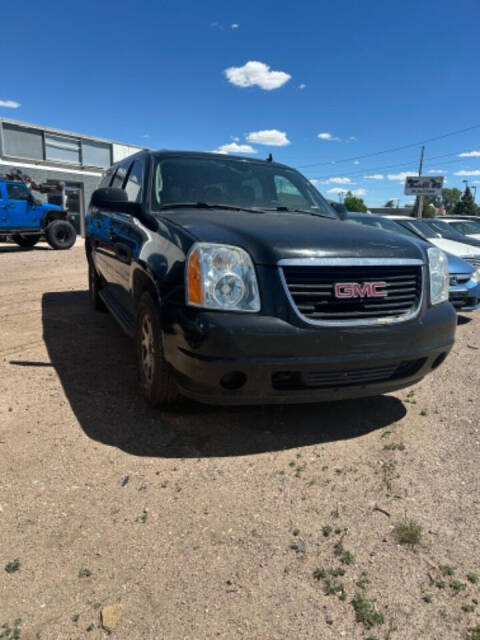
[5,183,37,228]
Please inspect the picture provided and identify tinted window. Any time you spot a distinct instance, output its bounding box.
[348,215,404,234]
[99,167,115,188]
[110,161,130,189]
[7,183,30,200]
[151,156,335,217]
[3,124,43,160]
[398,219,436,239]
[45,134,80,164]
[124,159,144,202]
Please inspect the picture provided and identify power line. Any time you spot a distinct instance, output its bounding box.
[309,149,473,181]
[297,124,480,169]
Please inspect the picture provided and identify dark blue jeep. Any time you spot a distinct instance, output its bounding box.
[0,178,76,249]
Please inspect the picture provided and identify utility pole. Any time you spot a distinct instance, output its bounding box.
[472,185,477,201]
[416,145,425,218]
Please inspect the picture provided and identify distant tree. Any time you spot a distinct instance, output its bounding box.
[411,197,436,218]
[453,186,479,216]
[384,200,395,207]
[344,191,368,213]
[441,188,462,214]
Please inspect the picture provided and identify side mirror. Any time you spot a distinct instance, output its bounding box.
[330,202,348,220]
[90,187,157,230]
[91,187,139,215]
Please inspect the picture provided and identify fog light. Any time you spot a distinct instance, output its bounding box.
[220,371,247,390]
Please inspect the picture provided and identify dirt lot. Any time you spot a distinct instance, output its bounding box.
[0,241,479,640]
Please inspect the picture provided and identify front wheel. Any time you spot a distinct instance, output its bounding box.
[135,292,180,407]
[12,234,41,248]
[46,220,76,250]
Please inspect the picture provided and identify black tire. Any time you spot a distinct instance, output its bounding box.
[135,292,180,407]
[46,220,76,250]
[88,260,107,312]
[12,234,41,248]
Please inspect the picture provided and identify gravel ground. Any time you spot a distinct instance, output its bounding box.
[0,241,479,640]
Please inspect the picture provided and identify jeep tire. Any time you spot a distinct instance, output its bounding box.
[135,292,180,407]
[13,234,41,248]
[46,220,76,250]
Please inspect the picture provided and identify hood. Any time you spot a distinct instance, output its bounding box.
[162,208,426,265]
[466,233,480,240]
[445,252,474,275]
[429,237,480,258]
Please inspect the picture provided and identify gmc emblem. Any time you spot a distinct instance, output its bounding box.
[334,281,388,299]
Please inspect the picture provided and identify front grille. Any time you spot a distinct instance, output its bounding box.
[281,263,423,324]
[271,359,426,390]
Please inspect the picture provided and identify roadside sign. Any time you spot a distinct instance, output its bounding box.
[404,176,444,196]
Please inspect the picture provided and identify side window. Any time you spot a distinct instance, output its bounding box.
[110,160,130,189]
[124,159,144,202]
[7,183,30,201]
[273,175,310,208]
[98,167,114,188]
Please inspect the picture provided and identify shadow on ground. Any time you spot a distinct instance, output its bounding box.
[0,244,50,253]
[40,291,406,458]
[457,314,472,325]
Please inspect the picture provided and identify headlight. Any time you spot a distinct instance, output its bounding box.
[427,247,449,305]
[186,243,260,312]
[471,267,480,283]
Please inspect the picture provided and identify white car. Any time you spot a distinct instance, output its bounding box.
[442,217,480,241]
[385,216,480,266]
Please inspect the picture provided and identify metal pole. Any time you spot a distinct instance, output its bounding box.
[472,185,477,201]
[416,146,425,218]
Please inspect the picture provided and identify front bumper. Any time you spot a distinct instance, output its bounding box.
[449,278,480,312]
[164,302,456,405]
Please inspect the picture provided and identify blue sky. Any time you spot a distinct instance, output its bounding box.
[1,0,480,206]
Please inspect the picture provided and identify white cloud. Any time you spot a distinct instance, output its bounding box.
[0,100,20,108]
[454,169,480,176]
[353,160,360,165]
[231,23,239,29]
[309,179,319,185]
[458,150,480,157]
[346,136,358,143]
[142,134,150,139]
[224,61,291,90]
[299,83,306,90]
[428,169,447,173]
[246,129,290,146]
[364,174,384,180]
[327,188,366,196]
[387,171,418,181]
[213,142,257,155]
[326,177,351,184]
[317,132,340,141]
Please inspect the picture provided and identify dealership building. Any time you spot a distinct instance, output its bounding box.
[0,118,144,235]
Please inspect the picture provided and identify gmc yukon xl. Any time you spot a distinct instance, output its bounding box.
[85,151,456,406]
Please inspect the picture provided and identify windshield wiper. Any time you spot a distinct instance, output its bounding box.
[262,206,334,219]
[158,202,264,214]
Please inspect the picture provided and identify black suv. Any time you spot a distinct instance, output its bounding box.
[85,151,456,406]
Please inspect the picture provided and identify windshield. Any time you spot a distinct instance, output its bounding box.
[449,219,480,234]
[397,219,438,239]
[423,219,463,241]
[151,156,336,218]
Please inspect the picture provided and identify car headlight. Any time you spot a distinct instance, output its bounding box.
[186,243,260,312]
[471,267,480,283]
[427,247,449,305]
